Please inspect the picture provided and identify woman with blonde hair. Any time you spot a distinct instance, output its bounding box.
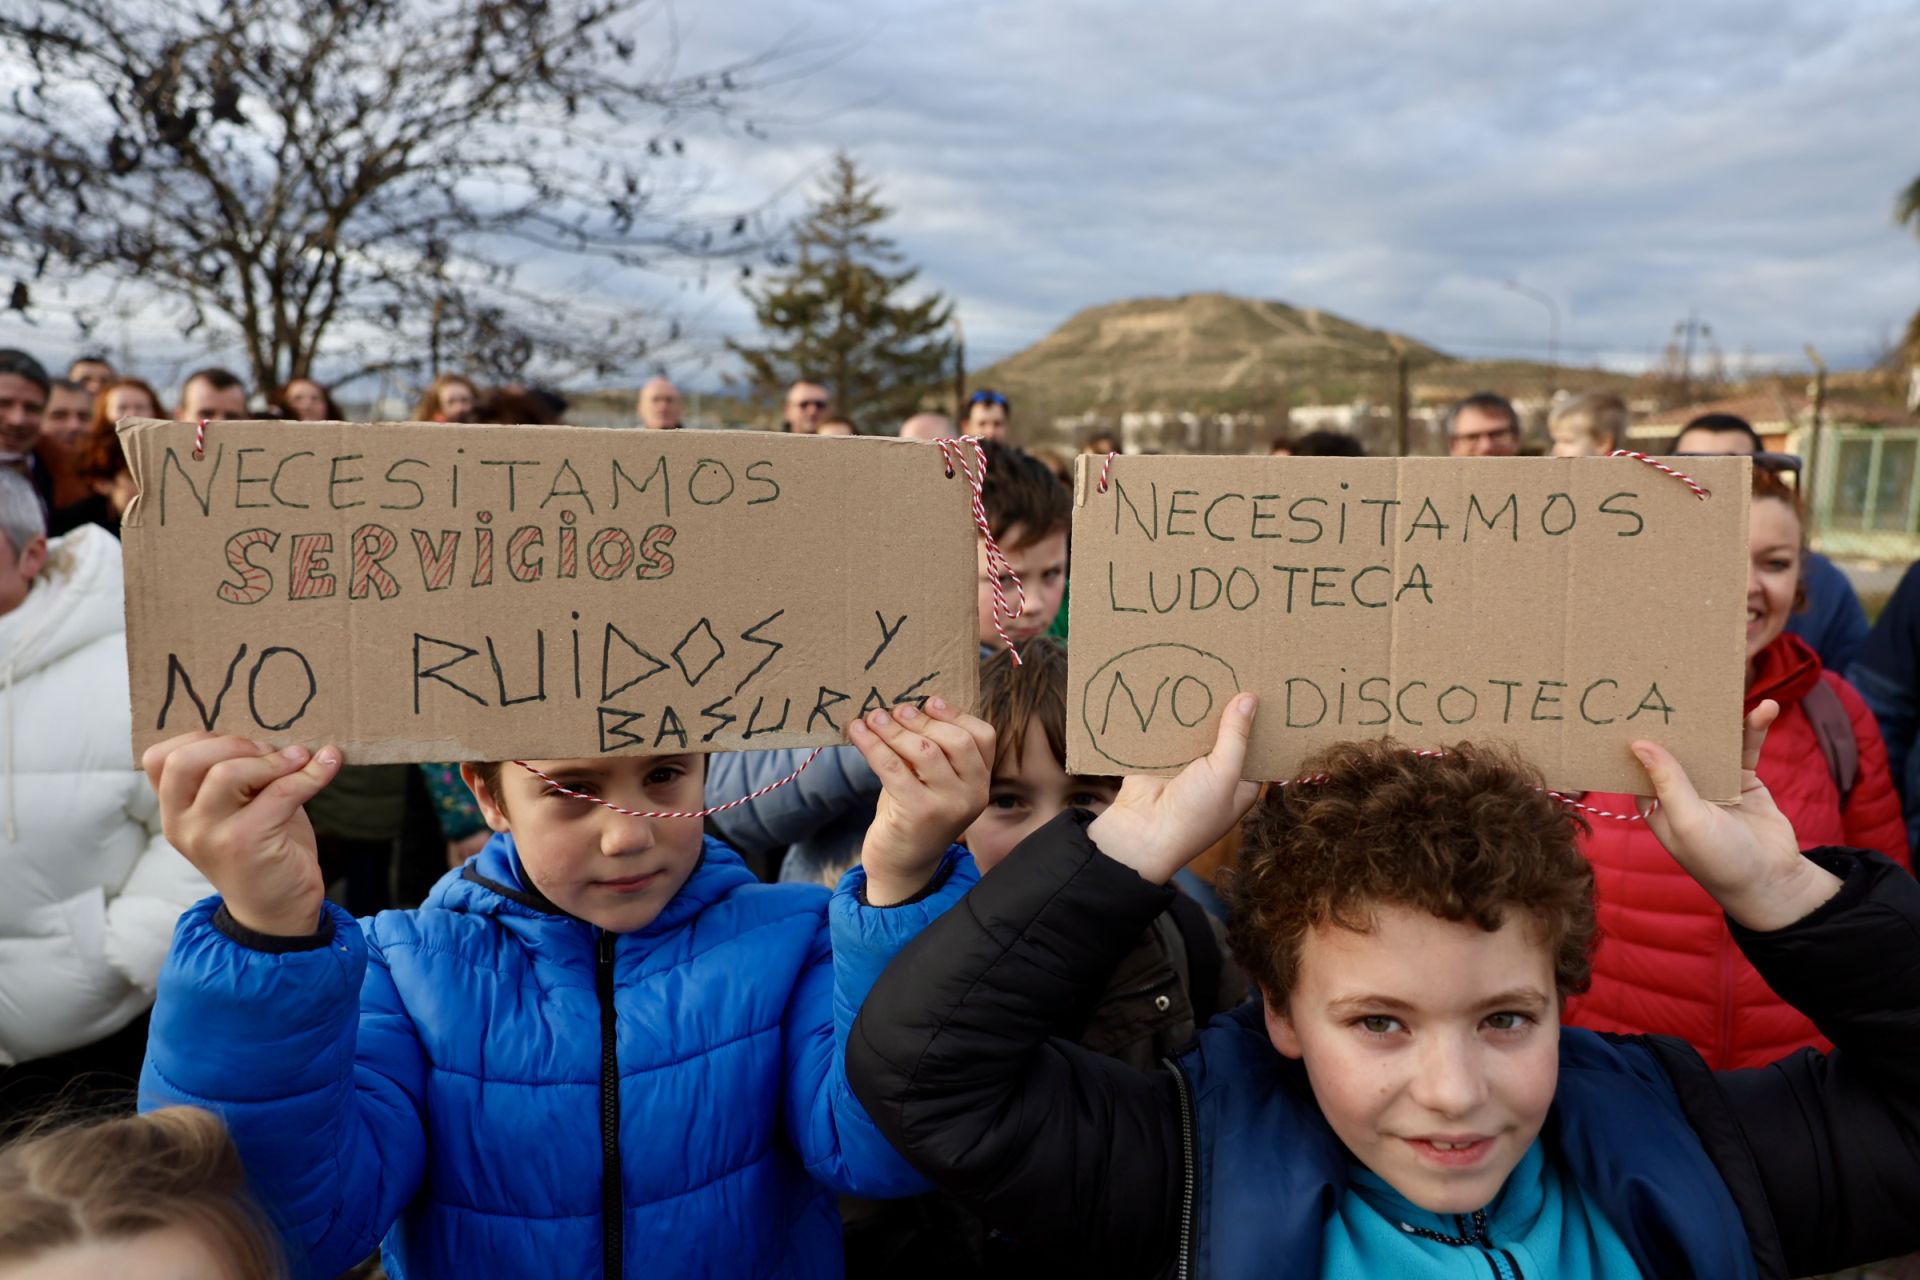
[412,373,477,424]
[0,1106,285,1278]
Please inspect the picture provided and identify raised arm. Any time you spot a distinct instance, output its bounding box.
[142,903,431,1277]
[846,694,1261,1272]
[135,734,429,1277]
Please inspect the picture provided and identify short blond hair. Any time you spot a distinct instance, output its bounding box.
[0,1107,285,1277]
[1548,393,1628,452]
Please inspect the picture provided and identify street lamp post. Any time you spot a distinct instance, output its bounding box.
[1504,279,1561,396]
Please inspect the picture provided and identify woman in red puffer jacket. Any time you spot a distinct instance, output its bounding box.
[1565,464,1909,1069]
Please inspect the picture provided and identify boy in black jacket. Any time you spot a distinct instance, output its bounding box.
[847,695,1920,1278]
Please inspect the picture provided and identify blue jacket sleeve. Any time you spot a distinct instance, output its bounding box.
[1790,552,1869,677]
[780,847,978,1196]
[1850,560,1920,851]
[705,744,882,860]
[138,899,429,1280]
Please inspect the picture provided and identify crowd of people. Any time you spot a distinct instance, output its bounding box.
[0,337,1918,1279]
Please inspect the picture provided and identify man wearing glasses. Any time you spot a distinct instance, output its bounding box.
[1672,412,1867,676]
[1446,391,1522,457]
[783,381,831,434]
[964,389,1010,442]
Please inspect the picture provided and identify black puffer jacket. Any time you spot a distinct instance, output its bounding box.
[847,810,1920,1279]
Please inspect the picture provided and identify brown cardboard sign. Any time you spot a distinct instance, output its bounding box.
[1066,454,1751,801]
[119,420,980,764]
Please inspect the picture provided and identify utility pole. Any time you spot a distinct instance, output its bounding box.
[1673,310,1711,407]
[952,315,967,417]
[1392,345,1411,457]
[1804,343,1828,505]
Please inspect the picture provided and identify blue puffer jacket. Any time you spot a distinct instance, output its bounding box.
[139,834,975,1279]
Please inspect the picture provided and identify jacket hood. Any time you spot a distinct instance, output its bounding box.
[0,524,125,839]
[1746,631,1821,712]
[431,829,758,937]
[0,524,123,682]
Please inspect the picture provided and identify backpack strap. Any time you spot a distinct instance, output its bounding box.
[1167,889,1227,1025]
[1799,678,1859,806]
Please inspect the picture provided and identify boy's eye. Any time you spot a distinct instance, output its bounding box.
[1067,790,1112,810]
[1483,1011,1534,1032]
[544,782,597,801]
[988,793,1027,812]
[645,765,685,786]
[1355,1015,1403,1036]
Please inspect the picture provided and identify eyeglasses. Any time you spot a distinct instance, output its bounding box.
[968,390,1009,409]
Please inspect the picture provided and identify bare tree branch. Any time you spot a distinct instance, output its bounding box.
[0,0,788,389]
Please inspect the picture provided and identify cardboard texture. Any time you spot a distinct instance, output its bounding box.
[119,420,980,764]
[1067,454,1751,801]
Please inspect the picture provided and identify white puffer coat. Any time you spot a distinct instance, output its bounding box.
[0,524,210,1065]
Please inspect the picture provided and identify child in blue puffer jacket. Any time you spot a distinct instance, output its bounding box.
[135,697,994,1280]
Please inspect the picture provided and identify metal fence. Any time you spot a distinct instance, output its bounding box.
[1795,425,1920,564]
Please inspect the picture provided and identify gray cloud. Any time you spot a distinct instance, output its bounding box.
[6,1,1914,382]
[670,0,1920,374]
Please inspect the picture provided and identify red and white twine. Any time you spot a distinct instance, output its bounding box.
[1606,449,1711,501]
[1276,749,1659,823]
[513,747,826,820]
[938,434,1029,663]
[193,418,208,459]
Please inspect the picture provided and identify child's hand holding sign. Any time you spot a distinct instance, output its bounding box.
[142,732,344,937]
[850,698,994,905]
[1632,698,1842,932]
[1090,692,1263,885]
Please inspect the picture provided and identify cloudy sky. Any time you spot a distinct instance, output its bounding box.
[656,0,1920,378]
[5,0,1917,388]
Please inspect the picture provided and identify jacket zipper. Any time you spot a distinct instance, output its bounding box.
[597,929,624,1280]
[1163,1056,1197,1280]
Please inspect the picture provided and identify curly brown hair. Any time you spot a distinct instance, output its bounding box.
[1222,739,1597,1005]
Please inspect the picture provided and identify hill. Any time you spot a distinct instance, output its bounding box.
[974,292,1643,428]
[976,293,1444,419]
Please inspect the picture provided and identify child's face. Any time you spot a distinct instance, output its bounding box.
[1265,904,1560,1215]
[1746,497,1801,663]
[1548,424,1605,458]
[467,755,708,933]
[963,713,1118,872]
[8,1226,232,1280]
[979,526,1067,650]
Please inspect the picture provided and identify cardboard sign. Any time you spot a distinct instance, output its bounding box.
[1066,455,1751,801]
[119,420,980,763]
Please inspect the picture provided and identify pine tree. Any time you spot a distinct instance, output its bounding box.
[730,153,955,428]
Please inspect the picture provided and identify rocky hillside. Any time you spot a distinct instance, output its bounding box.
[974,292,1446,418]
